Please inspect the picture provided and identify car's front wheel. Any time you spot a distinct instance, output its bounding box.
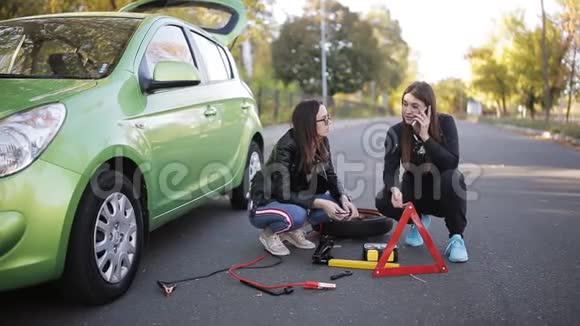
[230,141,262,210]
[63,169,144,305]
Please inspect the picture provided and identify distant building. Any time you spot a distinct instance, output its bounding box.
[467,99,483,116]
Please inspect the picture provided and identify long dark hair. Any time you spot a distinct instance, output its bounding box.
[292,100,329,174]
[401,81,442,164]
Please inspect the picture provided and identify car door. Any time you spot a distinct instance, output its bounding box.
[135,24,216,217]
[186,30,247,193]
[122,0,252,198]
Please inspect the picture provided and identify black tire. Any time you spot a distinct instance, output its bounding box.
[230,141,262,210]
[62,169,144,305]
[312,209,394,238]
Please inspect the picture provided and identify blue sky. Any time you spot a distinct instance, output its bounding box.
[272,0,560,83]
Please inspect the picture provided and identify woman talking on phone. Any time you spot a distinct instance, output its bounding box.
[375,81,469,262]
[249,100,359,256]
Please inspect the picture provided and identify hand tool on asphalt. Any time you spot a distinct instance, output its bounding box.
[330,271,353,280]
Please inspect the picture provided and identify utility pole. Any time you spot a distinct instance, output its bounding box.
[320,0,328,107]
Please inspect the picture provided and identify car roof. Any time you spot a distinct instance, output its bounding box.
[1,12,149,22]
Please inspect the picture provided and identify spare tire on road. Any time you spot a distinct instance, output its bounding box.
[312,208,394,238]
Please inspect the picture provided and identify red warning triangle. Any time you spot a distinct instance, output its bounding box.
[373,203,448,277]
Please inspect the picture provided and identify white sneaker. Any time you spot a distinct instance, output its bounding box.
[279,229,316,249]
[259,228,290,256]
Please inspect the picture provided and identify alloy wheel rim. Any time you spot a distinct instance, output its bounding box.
[246,151,262,199]
[93,192,137,284]
[248,151,262,181]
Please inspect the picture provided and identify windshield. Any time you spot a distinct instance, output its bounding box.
[0,17,141,79]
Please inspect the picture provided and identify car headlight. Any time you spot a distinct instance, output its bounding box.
[0,103,66,177]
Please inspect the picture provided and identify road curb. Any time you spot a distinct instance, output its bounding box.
[495,123,579,147]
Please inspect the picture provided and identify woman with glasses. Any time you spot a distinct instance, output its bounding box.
[249,99,359,256]
[375,81,469,262]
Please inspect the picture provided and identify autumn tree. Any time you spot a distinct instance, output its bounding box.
[466,46,515,117]
[433,78,468,114]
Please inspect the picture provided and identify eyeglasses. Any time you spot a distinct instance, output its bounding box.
[316,114,332,126]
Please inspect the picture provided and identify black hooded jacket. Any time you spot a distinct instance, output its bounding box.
[382,113,460,190]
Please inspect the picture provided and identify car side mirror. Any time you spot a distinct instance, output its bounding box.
[147,61,201,92]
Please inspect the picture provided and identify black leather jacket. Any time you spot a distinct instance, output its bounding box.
[250,129,345,211]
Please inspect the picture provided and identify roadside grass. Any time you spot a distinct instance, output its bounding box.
[479,116,580,139]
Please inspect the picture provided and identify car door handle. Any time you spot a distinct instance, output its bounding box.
[204,106,217,117]
[241,102,252,110]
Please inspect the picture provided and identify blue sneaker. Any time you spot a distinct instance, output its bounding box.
[445,234,469,263]
[404,214,431,247]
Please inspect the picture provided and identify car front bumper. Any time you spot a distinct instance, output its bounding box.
[0,159,82,291]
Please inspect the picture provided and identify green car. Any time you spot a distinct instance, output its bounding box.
[0,0,264,304]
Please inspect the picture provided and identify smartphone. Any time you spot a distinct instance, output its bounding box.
[412,106,430,127]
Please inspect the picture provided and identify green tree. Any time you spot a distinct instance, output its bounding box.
[271,0,383,97]
[0,0,45,19]
[502,11,572,119]
[433,78,468,114]
[563,43,579,122]
[388,57,419,115]
[466,46,515,117]
[541,0,551,121]
[364,6,409,106]
[467,10,573,119]
[1,0,135,19]
[500,11,542,118]
[556,0,580,122]
[230,0,275,87]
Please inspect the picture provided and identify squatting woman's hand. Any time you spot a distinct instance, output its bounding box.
[314,198,349,220]
[390,187,404,208]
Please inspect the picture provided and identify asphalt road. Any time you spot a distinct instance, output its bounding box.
[2,118,579,325]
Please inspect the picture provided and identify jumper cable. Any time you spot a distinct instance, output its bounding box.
[228,253,336,295]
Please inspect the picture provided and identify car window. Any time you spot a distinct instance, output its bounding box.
[217,45,233,79]
[144,25,195,78]
[0,17,140,79]
[190,32,229,82]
